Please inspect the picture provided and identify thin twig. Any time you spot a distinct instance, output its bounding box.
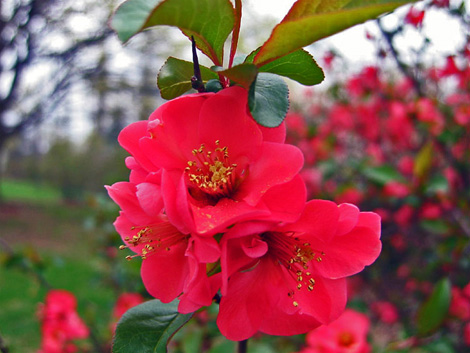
[191,36,205,93]
[376,18,424,97]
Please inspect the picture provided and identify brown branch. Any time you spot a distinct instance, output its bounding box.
[376,18,424,97]
[238,339,248,353]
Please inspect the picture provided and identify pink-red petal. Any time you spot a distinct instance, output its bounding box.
[277,200,340,243]
[336,203,360,236]
[190,197,271,236]
[140,241,189,303]
[135,182,164,219]
[106,182,153,225]
[258,175,306,223]
[118,121,156,172]
[295,276,347,324]
[312,226,382,279]
[238,142,304,206]
[198,86,262,161]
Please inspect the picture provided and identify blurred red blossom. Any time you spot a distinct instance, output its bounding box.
[450,287,470,320]
[38,290,89,353]
[111,293,145,333]
[298,309,371,353]
[404,6,425,27]
[464,322,470,346]
[371,301,399,324]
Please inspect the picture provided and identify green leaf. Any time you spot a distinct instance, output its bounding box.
[212,64,258,88]
[248,73,289,128]
[157,57,218,100]
[416,278,451,336]
[254,0,413,66]
[425,174,449,195]
[246,49,324,86]
[420,219,450,235]
[362,165,404,186]
[111,0,235,64]
[113,299,193,353]
[110,0,160,42]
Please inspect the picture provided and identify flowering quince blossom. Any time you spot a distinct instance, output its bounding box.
[298,309,371,353]
[371,301,399,324]
[465,322,470,346]
[115,85,306,236]
[38,290,89,353]
[217,200,381,341]
[106,181,221,313]
[107,84,383,341]
[106,85,306,312]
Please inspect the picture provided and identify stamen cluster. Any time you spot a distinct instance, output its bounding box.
[185,141,238,198]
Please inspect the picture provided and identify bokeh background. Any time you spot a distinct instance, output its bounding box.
[1,0,469,352]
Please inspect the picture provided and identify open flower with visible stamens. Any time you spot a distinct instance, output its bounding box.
[106,181,220,311]
[217,200,381,341]
[117,85,306,236]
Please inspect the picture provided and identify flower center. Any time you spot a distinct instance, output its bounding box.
[338,332,355,347]
[119,222,189,260]
[185,140,239,200]
[262,231,325,307]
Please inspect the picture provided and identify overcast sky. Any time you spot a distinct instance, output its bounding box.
[245,0,467,66]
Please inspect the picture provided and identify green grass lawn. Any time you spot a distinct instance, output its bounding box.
[0,178,119,352]
[0,178,61,204]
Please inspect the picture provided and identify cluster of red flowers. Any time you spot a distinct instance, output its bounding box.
[107,86,382,340]
[283,34,469,349]
[37,290,89,353]
[450,282,470,346]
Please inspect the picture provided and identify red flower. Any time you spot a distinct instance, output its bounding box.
[300,309,371,353]
[464,322,470,346]
[217,201,381,340]
[384,181,410,198]
[371,301,399,324]
[450,287,470,320]
[463,282,470,298]
[438,56,461,78]
[419,203,442,220]
[107,181,220,311]
[405,6,425,28]
[431,0,449,8]
[415,98,444,135]
[38,290,89,353]
[335,188,364,205]
[117,86,305,236]
[394,204,414,227]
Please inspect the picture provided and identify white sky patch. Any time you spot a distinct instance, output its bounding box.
[244,0,467,66]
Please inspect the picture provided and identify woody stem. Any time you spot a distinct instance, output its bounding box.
[238,339,248,353]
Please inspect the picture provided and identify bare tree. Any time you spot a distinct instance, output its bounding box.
[0,0,113,152]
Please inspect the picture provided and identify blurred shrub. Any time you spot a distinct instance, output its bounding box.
[7,133,130,202]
